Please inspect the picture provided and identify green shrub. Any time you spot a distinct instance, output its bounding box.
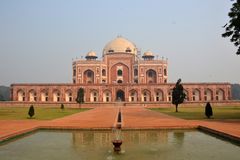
[28,105,35,118]
[205,102,213,118]
[61,103,64,110]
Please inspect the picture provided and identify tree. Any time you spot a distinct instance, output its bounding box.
[76,88,84,107]
[61,103,64,110]
[222,0,240,55]
[205,102,213,118]
[28,105,35,118]
[0,93,5,101]
[172,79,186,112]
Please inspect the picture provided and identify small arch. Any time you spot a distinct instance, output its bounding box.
[168,89,173,102]
[29,89,37,102]
[90,90,99,102]
[117,69,123,76]
[164,68,167,76]
[134,69,138,76]
[184,89,189,101]
[117,80,123,83]
[102,69,106,76]
[155,89,163,102]
[204,88,213,101]
[126,47,131,52]
[73,69,76,76]
[216,88,225,101]
[17,89,25,101]
[53,89,61,102]
[142,89,151,102]
[103,90,111,102]
[65,90,73,102]
[192,89,201,101]
[129,90,138,102]
[40,89,48,102]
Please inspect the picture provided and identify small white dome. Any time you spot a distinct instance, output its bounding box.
[143,51,154,56]
[85,51,97,59]
[86,51,96,57]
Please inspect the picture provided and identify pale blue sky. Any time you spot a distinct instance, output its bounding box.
[0,0,239,86]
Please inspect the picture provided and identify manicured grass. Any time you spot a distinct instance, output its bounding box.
[150,106,240,120]
[0,107,91,120]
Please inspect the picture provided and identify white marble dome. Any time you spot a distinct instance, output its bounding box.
[103,36,137,55]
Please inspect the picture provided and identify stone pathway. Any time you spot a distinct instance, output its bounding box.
[48,106,119,128]
[0,120,45,141]
[121,107,196,129]
[0,106,240,143]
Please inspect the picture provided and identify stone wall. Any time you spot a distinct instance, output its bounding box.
[1,101,240,108]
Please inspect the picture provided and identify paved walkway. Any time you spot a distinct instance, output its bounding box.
[0,106,240,143]
[122,107,196,129]
[0,120,45,141]
[48,107,119,128]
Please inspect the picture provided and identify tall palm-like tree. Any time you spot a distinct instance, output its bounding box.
[172,79,186,112]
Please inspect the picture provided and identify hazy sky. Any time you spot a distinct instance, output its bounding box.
[0,0,239,86]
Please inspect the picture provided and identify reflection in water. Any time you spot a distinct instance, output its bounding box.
[173,131,184,146]
[72,130,168,148]
[1,130,240,160]
[71,130,169,160]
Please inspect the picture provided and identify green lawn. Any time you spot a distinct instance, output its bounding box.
[0,107,91,120]
[150,106,240,120]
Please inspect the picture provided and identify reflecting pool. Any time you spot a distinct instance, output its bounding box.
[0,130,239,160]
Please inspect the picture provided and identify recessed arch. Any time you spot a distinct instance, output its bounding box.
[116,90,125,101]
[103,90,111,102]
[17,89,25,101]
[111,63,129,84]
[154,89,163,102]
[29,89,37,102]
[216,88,225,101]
[90,90,99,102]
[204,88,213,101]
[83,69,94,84]
[168,89,173,102]
[40,89,48,102]
[192,89,201,101]
[134,69,138,76]
[117,80,123,83]
[184,89,189,101]
[102,69,106,76]
[129,89,138,102]
[141,89,151,102]
[65,89,73,102]
[53,89,61,102]
[146,69,157,83]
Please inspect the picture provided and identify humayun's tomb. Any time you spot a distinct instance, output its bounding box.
[11,37,231,104]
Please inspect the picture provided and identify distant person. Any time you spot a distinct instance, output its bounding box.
[205,102,213,118]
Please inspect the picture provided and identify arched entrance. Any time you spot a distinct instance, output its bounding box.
[116,90,125,101]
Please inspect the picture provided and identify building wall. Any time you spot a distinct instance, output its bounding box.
[11,83,231,103]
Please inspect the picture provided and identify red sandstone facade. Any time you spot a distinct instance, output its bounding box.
[11,37,231,103]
